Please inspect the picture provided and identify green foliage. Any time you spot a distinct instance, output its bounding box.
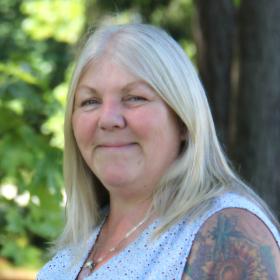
[0,0,83,268]
[0,0,196,269]
[233,0,241,8]
[21,0,85,44]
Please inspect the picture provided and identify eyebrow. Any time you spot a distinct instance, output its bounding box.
[76,85,97,95]
[122,80,152,93]
[76,80,152,95]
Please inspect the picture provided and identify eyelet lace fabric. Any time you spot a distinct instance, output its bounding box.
[37,192,280,280]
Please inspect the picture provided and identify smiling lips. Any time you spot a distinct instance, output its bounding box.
[96,143,137,150]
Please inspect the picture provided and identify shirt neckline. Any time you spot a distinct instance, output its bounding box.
[80,216,160,278]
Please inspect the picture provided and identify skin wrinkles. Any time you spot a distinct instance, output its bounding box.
[72,58,183,204]
[75,80,157,110]
[181,208,280,280]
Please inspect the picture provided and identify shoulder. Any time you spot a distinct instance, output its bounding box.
[182,207,280,280]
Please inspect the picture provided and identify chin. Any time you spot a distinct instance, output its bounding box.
[98,172,136,189]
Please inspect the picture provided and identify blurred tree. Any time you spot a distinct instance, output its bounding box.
[195,0,280,217]
[236,0,280,217]
[0,0,85,267]
[195,0,235,146]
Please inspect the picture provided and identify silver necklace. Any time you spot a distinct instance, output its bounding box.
[84,213,150,271]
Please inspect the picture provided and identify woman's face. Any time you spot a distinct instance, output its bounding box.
[72,58,183,199]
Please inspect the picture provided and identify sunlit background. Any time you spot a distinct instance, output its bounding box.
[2,0,280,279]
[0,0,195,278]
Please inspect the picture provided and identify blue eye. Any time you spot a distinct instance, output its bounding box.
[81,99,100,107]
[125,96,147,102]
[132,96,146,101]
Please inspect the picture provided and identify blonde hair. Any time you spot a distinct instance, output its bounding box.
[57,23,278,251]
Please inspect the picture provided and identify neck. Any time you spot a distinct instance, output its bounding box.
[107,196,152,229]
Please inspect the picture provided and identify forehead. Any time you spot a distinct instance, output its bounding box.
[81,57,135,81]
[73,56,180,119]
[77,57,157,95]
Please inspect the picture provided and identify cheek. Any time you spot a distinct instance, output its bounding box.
[128,109,159,141]
[72,113,97,146]
[131,107,181,151]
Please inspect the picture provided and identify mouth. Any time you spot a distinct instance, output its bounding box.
[96,143,137,150]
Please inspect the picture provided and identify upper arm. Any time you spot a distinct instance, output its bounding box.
[181,208,280,280]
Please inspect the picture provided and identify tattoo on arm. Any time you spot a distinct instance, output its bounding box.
[183,210,279,280]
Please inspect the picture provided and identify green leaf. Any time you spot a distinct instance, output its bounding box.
[233,0,241,8]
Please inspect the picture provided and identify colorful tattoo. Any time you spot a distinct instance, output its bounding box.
[183,212,278,280]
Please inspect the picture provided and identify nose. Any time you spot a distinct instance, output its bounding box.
[98,100,126,130]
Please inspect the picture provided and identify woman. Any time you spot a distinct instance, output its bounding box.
[37,23,280,279]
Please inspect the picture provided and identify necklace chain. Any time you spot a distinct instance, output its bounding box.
[84,213,150,271]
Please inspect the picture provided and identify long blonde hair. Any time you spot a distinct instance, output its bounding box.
[57,23,278,250]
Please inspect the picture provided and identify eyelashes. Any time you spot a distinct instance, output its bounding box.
[79,95,149,109]
[81,99,100,107]
[123,95,148,103]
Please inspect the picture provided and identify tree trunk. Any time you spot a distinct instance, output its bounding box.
[195,0,236,146]
[237,0,280,217]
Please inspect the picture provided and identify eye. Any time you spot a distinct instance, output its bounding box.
[81,99,100,107]
[123,95,148,103]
